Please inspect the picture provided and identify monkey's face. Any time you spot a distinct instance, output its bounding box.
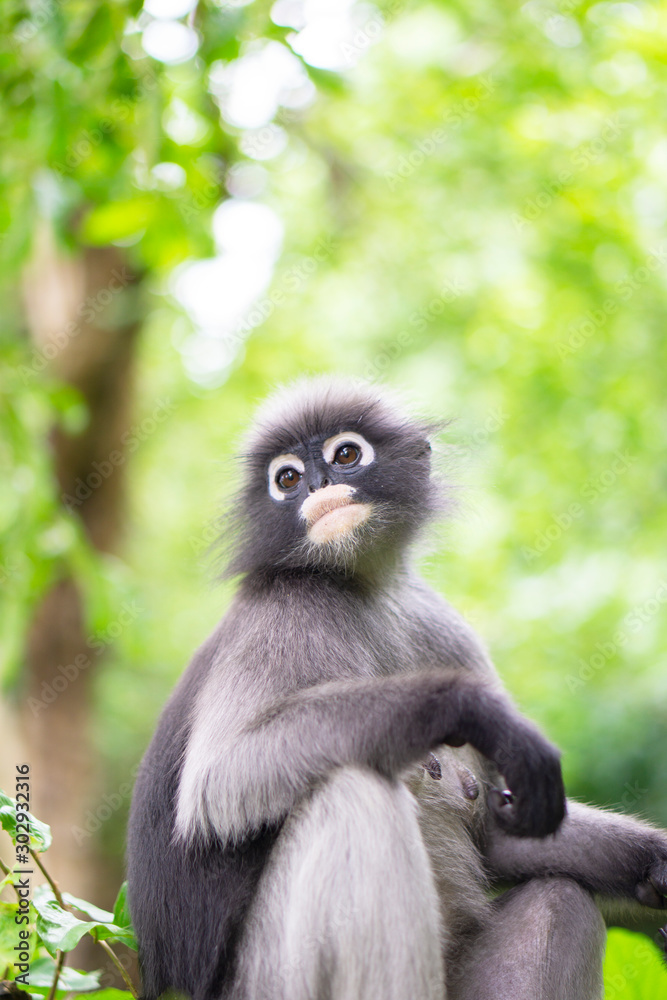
[268,432,375,548]
[229,379,441,578]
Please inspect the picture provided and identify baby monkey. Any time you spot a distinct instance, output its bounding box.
[128,377,667,1000]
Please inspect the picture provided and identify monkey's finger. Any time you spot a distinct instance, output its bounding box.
[495,759,566,837]
[659,925,667,967]
[487,788,513,810]
[487,786,561,838]
[487,788,513,818]
[488,795,526,834]
[487,789,511,827]
[636,881,665,909]
[645,859,667,905]
[490,800,559,837]
[487,787,558,837]
[650,859,667,894]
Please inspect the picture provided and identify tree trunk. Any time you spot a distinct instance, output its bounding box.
[20,225,141,905]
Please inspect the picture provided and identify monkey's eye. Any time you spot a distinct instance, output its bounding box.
[322,432,374,468]
[276,467,302,491]
[332,443,361,467]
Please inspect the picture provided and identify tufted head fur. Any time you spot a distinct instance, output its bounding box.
[221,377,445,580]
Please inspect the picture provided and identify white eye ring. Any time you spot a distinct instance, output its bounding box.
[268,453,305,502]
[322,432,375,468]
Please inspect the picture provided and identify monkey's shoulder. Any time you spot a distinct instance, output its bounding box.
[375,575,497,679]
[183,571,497,689]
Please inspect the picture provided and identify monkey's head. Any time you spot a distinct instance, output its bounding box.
[225,377,444,579]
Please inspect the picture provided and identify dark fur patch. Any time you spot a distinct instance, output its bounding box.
[127,661,281,1000]
[219,378,447,579]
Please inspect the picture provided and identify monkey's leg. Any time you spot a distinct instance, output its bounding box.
[448,877,606,1000]
[232,766,446,1000]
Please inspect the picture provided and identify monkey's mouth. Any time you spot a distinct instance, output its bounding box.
[301,485,371,544]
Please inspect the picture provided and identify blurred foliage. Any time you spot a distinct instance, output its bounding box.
[0,788,137,997]
[603,928,667,997]
[1,0,667,991]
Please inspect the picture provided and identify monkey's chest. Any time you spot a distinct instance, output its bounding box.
[403,743,488,844]
[405,745,491,931]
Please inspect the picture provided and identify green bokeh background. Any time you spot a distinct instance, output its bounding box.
[1,0,667,993]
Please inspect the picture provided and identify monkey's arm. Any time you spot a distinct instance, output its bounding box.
[485,800,667,910]
[175,671,564,844]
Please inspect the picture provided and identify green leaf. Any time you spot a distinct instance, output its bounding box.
[33,895,96,958]
[61,991,132,1000]
[62,894,114,924]
[67,6,115,65]
[26,955,102,993]
[0,871,16,893]
[603,928,667,999]
[109,882,137,950]
[0,791,52,852]
[80,198,157,244]
[112,883,131,930]
[32,888,136,958]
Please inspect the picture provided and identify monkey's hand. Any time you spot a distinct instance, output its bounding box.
[635,846,667,909]
[443,686,566,838]
[486,719,565,838]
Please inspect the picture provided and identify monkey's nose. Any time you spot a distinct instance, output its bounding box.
[309,477,330,493]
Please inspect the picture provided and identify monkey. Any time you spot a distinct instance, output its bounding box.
[127,377,667,1000]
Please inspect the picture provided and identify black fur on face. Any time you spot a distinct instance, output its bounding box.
[222,377,446,580]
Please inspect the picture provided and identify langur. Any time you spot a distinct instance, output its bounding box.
[127,377,667,1000]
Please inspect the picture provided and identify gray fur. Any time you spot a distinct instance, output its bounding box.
[487,800,667,915]
[450,878,607,1000]
[174,571,497,845]
[234,768,445,1000]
